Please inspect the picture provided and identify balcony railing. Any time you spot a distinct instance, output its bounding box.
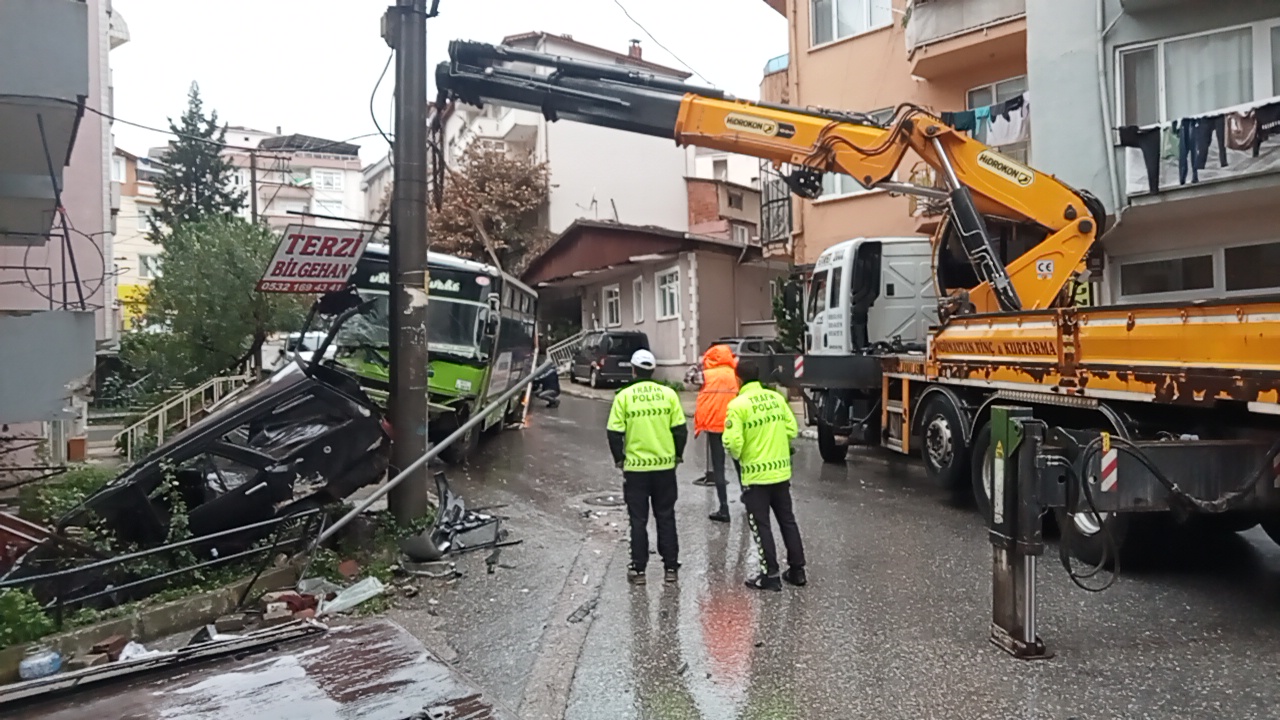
[1121,97,1280,199]
[905,0,1026,53]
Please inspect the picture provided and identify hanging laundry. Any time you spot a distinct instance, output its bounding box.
[1254,102,1280,157]
[941,110,976,132]
[1177,118,1203,185]
[972,105,991,144]
[1118,125,1162,194]
[1192,114,1227,170]
[1226,109,1258,151]
[1161,122,1178,162]
[987,94,1030,146]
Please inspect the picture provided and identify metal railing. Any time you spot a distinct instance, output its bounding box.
[112,372,256,463]
[0,509,324,628]
[545,331,586,373]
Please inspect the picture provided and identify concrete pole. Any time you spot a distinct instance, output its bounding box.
[383,0,431,523]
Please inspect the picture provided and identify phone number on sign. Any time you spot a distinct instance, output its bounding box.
[257,281,346,293]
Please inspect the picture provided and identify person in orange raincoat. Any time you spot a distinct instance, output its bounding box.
[694,344,739,522]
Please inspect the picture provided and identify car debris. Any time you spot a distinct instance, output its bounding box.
[397,471,522,563]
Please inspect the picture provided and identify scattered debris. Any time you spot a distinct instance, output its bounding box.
[677,662,689,675]
[398,472,521,562]
[567,598,598,624]
[91,635,128,662]
[318,577,386,616]
[296,576,342,598]
[118,641,162,661]
[337,558,361,579]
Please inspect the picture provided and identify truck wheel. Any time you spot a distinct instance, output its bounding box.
[1195,511,1260,535]
[920,399,970,494]
[817,424,848,464]
[1055,508,1131,570]
[969,422,993,519]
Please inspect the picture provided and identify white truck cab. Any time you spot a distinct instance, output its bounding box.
[805,237,938,355]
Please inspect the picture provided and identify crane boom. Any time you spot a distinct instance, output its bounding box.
[435,40,1106,315]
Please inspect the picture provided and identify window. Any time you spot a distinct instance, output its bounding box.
[811,0,893,46]
[138,254,162,279]
[1225,241,1280,292]
[829,266,843,308]
[806,271,828,319]
[476,138,508,154]
[1118,22,1280,126]
[968,76,1029,163]
[137,207,156,232]
[111,156,125,183]
[727,191,744,210]
[732,224,750,243]
[229,169,245,187]
[632,277,644,323]
[819,108,894,198]
[311,168,344,191]
[713,158,728,181]
[312,199,344,217]
[602,284,621,327]
[656,268,680,320]
[1119,255,1213,297]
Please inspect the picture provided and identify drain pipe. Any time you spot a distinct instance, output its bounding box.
[310,359,556,548]
[1096,0,1124,220]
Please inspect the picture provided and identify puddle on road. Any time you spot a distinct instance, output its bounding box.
[9,620,517,720]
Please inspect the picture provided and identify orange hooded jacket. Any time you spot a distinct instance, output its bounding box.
[694,344,739,436]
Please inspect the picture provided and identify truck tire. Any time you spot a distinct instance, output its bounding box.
[817,423,848,464]
[969,422,993,520]
[1195,511,1260,535]
[1056,508,1132,570]
[920,398,970,495]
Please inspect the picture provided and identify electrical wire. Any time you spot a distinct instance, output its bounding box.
[371,49,395,149]
[609,0,714,86]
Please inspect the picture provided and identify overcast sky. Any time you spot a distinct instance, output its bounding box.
[110,0,787,166]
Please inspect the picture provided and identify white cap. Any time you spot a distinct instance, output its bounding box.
[630,349,656,370]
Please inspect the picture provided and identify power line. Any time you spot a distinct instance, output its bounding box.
[609,0,713,86]
[0,94,382,154]
[371,49,396,149]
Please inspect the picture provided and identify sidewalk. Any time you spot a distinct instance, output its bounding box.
[557,383,817,439]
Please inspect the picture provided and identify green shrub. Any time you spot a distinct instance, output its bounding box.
[18,464,117,525]
[0,589,55,648]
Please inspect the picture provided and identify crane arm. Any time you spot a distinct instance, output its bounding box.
[435,41,1105,314]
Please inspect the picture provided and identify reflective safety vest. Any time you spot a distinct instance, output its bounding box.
[607,380,686,471]
[721,381,798,486]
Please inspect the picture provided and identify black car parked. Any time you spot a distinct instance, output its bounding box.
[568,330,650,388]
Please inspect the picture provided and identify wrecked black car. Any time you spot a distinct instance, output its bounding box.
[2,296,391,607]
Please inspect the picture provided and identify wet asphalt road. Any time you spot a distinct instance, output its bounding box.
[390,395,1280,720]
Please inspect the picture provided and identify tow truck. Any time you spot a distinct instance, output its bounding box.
[433,41,1280,569]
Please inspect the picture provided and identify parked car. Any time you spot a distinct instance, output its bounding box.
[568,330,650,388]
[685,336,784,388]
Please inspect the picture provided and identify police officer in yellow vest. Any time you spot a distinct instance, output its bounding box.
[607,349,689,585]
[722,361,806,591]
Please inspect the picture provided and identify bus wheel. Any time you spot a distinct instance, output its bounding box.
[817,423,848,464]
[920,398,969,495]
[441,425,477,464]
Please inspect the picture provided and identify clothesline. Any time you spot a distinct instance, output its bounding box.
[1126,94,1280,131]
[938,91,1030,147]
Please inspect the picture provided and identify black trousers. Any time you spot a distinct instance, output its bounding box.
[623,469,679,571]
[741,481,805,576]
[706,432,728,511]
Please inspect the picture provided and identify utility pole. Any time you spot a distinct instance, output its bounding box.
[383,0,431,524]
[249,150,259,223]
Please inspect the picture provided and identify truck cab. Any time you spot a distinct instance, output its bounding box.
[805,237,937,356]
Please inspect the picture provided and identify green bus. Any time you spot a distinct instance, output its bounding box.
[332,243,538,463]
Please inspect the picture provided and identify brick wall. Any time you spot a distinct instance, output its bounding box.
[686,179,722,227]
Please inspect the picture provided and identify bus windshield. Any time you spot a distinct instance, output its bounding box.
[334,293,485,360]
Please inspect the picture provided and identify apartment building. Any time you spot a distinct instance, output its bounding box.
[221,133,367,231]
[1028,1,1280,306]
[440,32,694,234]
[111,148,162,329]
[760,0,1030,265]
[0,0,127,465]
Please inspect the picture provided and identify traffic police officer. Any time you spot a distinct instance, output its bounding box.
[607,349,689,585]
[721,360,806,591]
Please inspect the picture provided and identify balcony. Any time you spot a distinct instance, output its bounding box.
[761,0,785,16]
[1122,97,1280,206]
[0,0,90,246]
[905,0,1026,79]
[760,54,790,105]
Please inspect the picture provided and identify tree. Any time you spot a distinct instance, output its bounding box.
[772,275,806,352]
[126,217,306,386]
[429,144,552,274]
[149,82,246,245]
